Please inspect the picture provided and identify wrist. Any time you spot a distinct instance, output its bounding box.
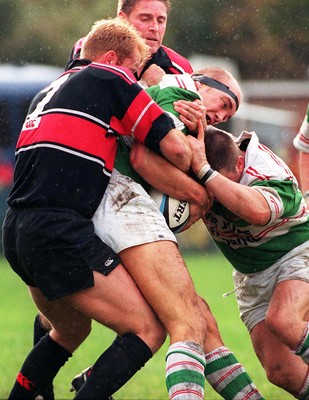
[196,162,210,180]
[196,163,218,185]
[138,78,149,89]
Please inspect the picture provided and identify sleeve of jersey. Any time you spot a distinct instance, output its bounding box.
[293,106,309,153]
[252,186,284,224]
[111,88,176,154]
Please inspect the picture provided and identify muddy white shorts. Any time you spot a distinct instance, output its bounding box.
[92,170,177,254]
[232,240,309,332]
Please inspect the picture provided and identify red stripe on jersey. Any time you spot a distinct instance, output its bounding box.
[175,76,187,89]
[110,90,165,142]
[17,113,117,170]
[246,166,270,180]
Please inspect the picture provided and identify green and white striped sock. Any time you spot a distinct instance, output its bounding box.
[295,323,309,365]
[296,368,309,400]
[166,341,206,399]
[205,346,264,399]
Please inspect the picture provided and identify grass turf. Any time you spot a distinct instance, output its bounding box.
[0,252,293,399]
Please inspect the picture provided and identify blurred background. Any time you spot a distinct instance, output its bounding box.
[0,0,308,251]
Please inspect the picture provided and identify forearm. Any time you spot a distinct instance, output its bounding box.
[204,173,271,225]
[157,128,192,172]
[130,143,208,205]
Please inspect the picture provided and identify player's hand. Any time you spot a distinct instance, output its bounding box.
[140,64,166,87]
[179,190,213,232]
[187,119,209,176]
[173,99,207,134]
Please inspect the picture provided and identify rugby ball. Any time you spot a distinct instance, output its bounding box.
[149,188,190,233]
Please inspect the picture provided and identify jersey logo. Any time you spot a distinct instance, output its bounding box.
[104,257,114,267]
[22,117,41,131]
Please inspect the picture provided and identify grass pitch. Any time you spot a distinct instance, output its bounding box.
[0,253,292,399]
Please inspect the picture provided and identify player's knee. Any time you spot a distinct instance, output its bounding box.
[265,313,293,344]
[55,319,92,351]
[138,320,167,354]
[38,312,52,331]
[264,360,294,390]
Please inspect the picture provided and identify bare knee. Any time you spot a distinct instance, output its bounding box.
[38,312,52,331]
[132,318,167,354]
[265,312,299,349]
[263,360,299,394]
[50,317,92,353]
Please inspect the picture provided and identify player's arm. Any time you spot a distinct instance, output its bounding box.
[155,128,193,173]
[130,142,210,208]
[187,125,271,226]
[299,151,309,207]
[130,142,211,228]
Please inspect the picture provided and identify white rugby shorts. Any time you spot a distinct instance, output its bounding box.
[232,240,309,332]
[92,169,177,254]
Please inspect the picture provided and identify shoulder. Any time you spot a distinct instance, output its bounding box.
[86,63,137,84]
[160,45,193,74]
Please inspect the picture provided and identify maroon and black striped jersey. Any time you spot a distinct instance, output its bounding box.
[8,62,175,218]
[65,37,193,77]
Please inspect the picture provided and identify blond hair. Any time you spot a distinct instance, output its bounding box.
[81,17,150,65]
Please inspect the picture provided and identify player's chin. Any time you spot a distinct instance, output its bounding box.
[146,40,160,54]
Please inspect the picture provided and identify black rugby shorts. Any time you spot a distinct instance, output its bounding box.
[2,207,120,300]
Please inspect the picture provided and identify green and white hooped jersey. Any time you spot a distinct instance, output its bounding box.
[114,74,201,184]
[205,131,309,274]
[293,103,309,153]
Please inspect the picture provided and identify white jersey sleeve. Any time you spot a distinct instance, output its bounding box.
[293,104,309,153]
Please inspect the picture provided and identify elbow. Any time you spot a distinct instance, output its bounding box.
[130,142,146,174]
[248,209,271,226]
[171,142,192,172]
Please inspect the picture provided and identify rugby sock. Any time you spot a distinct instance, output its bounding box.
[33,314,55,400]
[295,323,309,364]
[8,334,71,400]
[33,313,49,344]
[205,346,265,399]
[296,367,309,400]
[166,341,206,399]
[74,333,152,399]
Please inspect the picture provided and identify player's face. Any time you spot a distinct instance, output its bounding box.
[199,84,238,125]
[122,0,167,55]
[120,47,144,74]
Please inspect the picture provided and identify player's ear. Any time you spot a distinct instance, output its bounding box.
[236,155,245,173]
[98,50,118,65]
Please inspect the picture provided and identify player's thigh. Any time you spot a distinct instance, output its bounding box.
[65,266,166,352]
[29,286,92,353]
[119,241,206,342]
[267,280,309,344]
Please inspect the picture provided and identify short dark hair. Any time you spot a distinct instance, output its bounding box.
[205,126,239,172]
[118,0,171,15]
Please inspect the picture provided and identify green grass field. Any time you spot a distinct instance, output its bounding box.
[0,253,293,400]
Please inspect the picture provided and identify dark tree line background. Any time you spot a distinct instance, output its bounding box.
[0,0,308,80]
